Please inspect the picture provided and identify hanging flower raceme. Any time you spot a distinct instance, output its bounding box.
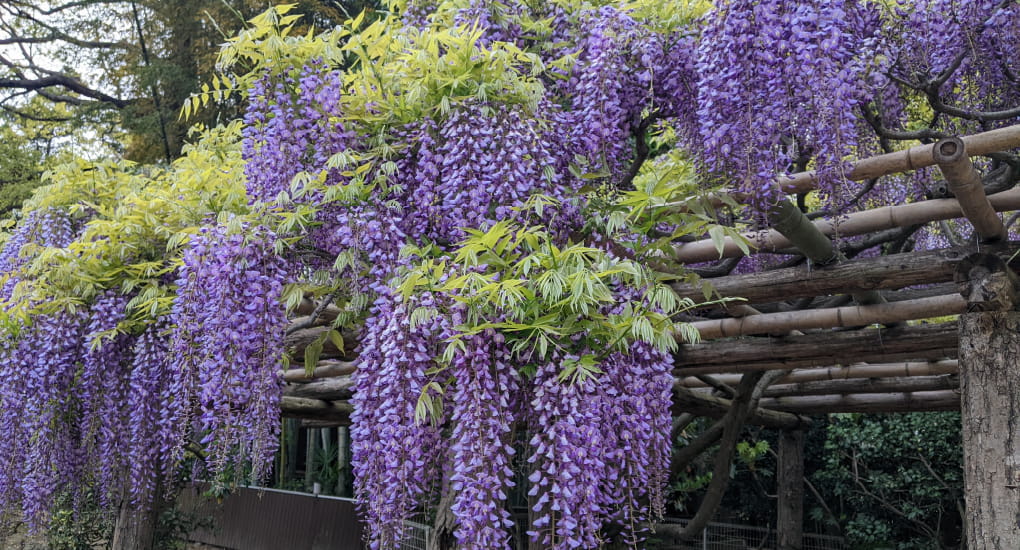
[350,291,448,549]
[447,329,520,550]
[170,221,289,484]
[695,0,874,209]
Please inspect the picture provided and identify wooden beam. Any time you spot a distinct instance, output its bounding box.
[671,385,812,430]
[761,374,959,397]
[284,327,355,361]
[934,137,1007,241]
[673,186,1020,263]
[759,390,960,413]
[677,360,959,388]
[283,376,355,401]
[689,295,965,340]
[777,429,805,550]
[956,253,1020,546]
[673,243,1020,305]
[676,323,958,373]
[281,360,357,383]
[280,396,352,423]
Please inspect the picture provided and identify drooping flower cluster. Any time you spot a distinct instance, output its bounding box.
[170,221,289,482]
[566,7,665,184]
[0,208,76,301]
[889,0,1020,132]
[349,292,448,549]
[243,62,352,205]
[447,330,520,549]
[695,0,876,208]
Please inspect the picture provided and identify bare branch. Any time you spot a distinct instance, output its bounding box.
[0,75,130,108]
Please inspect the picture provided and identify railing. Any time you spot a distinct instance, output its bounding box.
[397,520,431,550]
[656,518,846,550]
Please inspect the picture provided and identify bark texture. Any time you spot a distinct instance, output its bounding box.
[959,311,1020,549]
[777,430,805,550]
[957,252,1020,549]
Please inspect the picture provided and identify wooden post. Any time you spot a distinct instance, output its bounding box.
[305,427,317,492]
[110,502,157,550]
[955,253,1020,549]
[777,430,805,550]
[110,479,163,550]
[285,418,299,483]
[337,426,349,496]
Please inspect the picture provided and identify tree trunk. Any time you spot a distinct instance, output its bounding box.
[959,312,1020,549]
[956,253,1020,549]
[109,483,161,550]
[777,430,805,550]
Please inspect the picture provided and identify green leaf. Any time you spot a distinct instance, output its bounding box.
[327,329,345,355]
[303,331,327,372]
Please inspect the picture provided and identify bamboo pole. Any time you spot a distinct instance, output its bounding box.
[779,125,1020,195]
[673,186,1020,263]
[761,374,959,397]
[689,294,965,340]
[283,376,355,401]
[677,360,959,388]
[671,125,1020,212]
[673,243,1020,305]
[758,390,960,413]
[280,396,352,422]
[933,137,1007,241]
[281,360,357,383]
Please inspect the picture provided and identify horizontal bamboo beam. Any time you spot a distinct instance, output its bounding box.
[669,125,1020,214]
[674,243,1020,305]
[761,374,959,397]
[671,384,812,430]
[779,124,1020,195]
[678,360,959,388]
[673,186,1020,263]
[292,298,342,321]
[283,376,355,401]
[759,390,960,414]
[676,323,958,373]
[280,396,352,423]
[690,294,965,340]
[281,360,357,383]
[934,137,1007,241]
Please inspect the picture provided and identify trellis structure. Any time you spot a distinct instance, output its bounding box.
[277,124,1020,549]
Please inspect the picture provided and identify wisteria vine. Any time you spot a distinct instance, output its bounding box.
[0,0,1016,547]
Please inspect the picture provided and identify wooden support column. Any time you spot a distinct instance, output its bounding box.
[955,253,1020,549]
[337,426,350,496]
[777,429,805,550]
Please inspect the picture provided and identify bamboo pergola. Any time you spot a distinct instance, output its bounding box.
[279,124,1020,422]
[275,124,1020,546]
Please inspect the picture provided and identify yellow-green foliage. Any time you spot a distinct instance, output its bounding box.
[6,121,249,333]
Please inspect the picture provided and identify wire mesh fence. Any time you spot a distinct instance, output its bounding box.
[655,518,846,550]
[397,520,431,550]
[395,517,844,550]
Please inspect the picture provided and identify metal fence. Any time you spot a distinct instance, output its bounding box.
[397,520,431,550]
[655,518,846,550]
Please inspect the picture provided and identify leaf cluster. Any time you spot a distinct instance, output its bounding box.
[398,208,698,380]
[4,121,250,334]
